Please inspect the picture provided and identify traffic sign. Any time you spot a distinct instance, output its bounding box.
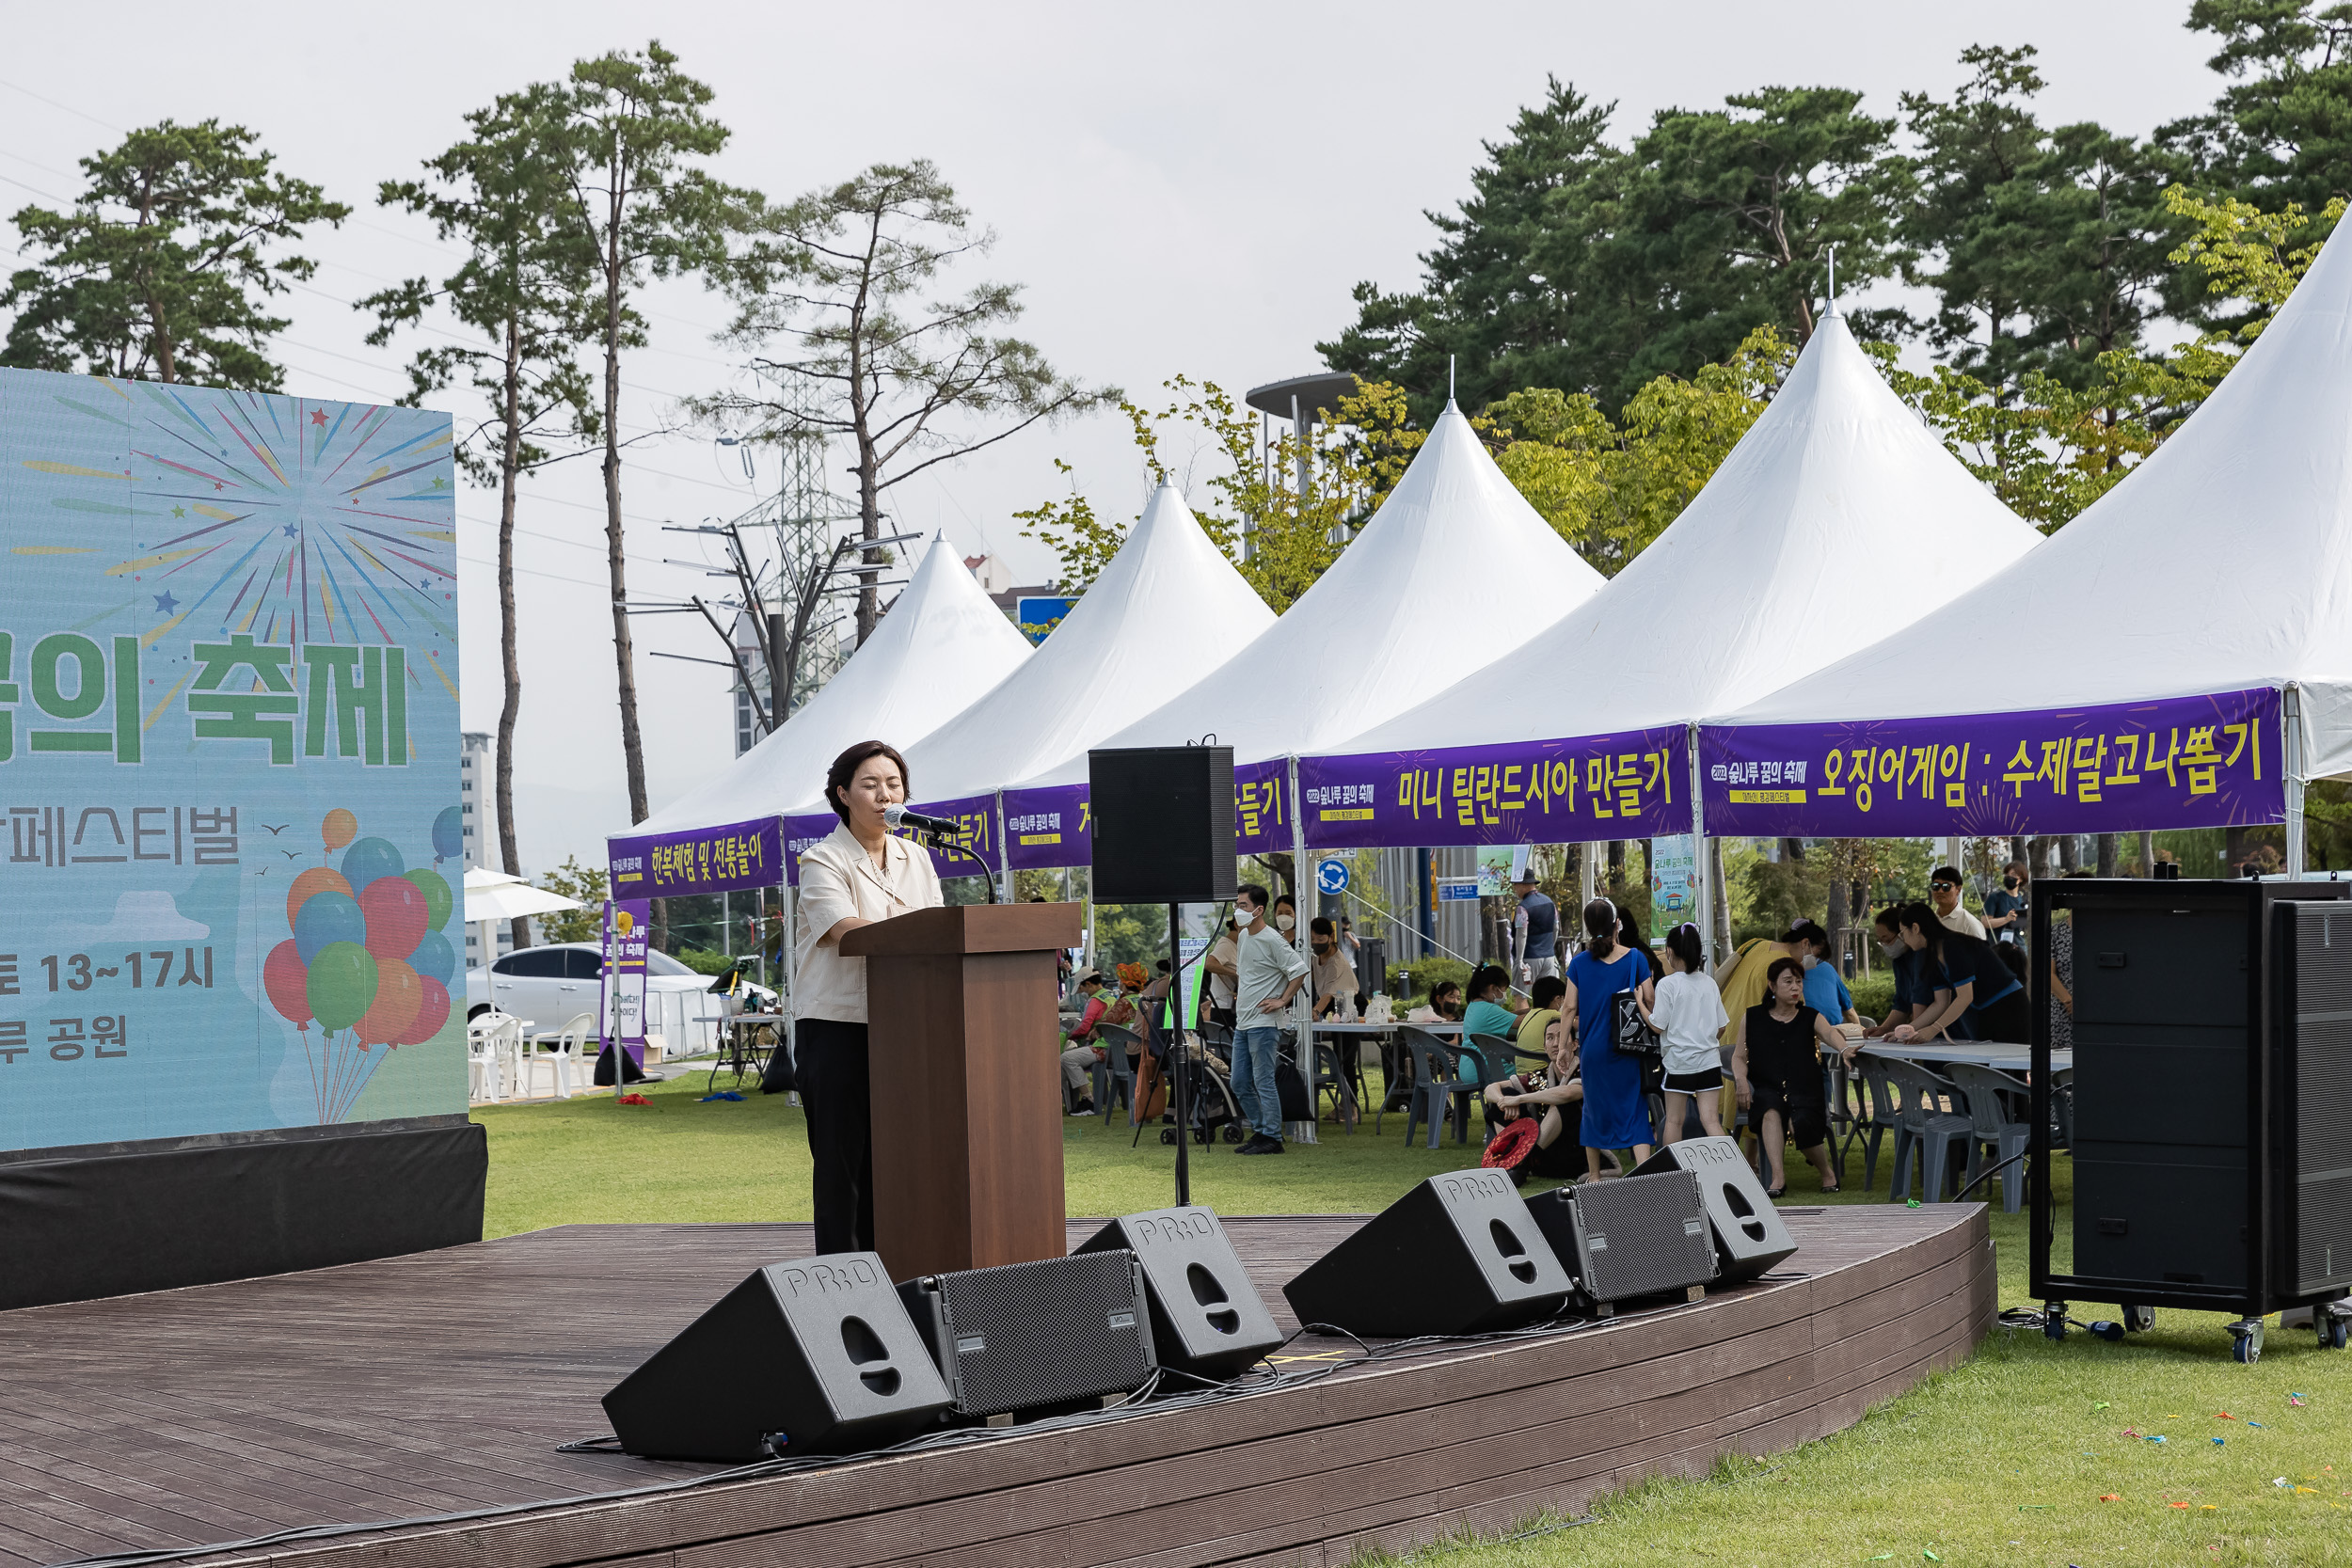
[1315,858,1349,895]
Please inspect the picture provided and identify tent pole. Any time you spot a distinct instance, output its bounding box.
[994,790,1011,903]
[1286,755,1314,1144]
[2286,684,2307,879]
[1687,722,1715,968]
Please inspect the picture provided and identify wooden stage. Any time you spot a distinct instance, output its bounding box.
[0,1205,1992,1568]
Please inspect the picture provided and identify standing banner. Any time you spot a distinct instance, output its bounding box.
[1699,688,2284,839]
[1650,834,1698,933]
[601,897,649,1069]
[0,368,463,1154]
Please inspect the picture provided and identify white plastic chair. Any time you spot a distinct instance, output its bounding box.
[528,1013,596,1100]
[467,1012,509,1102]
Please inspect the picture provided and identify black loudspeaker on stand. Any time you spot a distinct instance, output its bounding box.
[1633,1135,1797,1284]
[601,1254,952,1461]
[1283,1171,1572,1337]
[1525,1169,1719,1311]
[898,1251,1158,1420]
[1089,744,1237,1209]
[1079,1206,1284,1378]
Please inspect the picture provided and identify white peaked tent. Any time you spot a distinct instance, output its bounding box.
[1320,311,2045,763]
[1708,217,2352,867]
[1008,404,1607,796]
[627,537,1034,839]
[902,482,1277,809]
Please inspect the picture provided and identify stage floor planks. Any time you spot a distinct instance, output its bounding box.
[0,1206,1992,1568]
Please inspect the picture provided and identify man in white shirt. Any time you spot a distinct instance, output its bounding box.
[1230,883,1309,1155]
[1930,866,1988,940]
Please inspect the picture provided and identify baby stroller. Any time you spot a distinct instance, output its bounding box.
[1136,1026,1248,1148]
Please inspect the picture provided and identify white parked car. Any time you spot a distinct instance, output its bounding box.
[466,942,775,1056]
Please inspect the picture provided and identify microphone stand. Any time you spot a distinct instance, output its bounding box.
[927,830,997,905]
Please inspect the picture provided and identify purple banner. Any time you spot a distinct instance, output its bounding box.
[1003,784,1089,871]
[1298,727,1690,849]
[609,815,782,898]
[1699,687,2284,838]
[779,805,1001,885]
[1233,758,1293,857]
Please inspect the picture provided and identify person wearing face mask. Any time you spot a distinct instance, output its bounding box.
[1863,907,1942,1041]
[1229,884,1311,1154]
[1309,916,1358,1021]
[1271,895,1299,939]
[1982,860,2029,946]
[1781,921,1859,1029]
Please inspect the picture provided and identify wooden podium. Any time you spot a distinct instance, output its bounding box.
[840,901,1082,1281]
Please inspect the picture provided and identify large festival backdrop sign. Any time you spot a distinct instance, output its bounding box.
[1296,727,1691,850]
[1697,687,2285,839]
[0,368,464,1154]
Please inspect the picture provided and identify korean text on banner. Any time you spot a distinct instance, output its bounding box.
[1297,727,1690,850]
[610,815,780,898]
[1002,783,1089,872]
[1699,687,2284,838]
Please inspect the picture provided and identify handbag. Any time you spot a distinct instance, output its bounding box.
[1610,990,1656,1060]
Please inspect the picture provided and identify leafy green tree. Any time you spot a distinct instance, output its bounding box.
[703,160,1115,644]
[1015,375,1424,611]
[555,42,754,838]
[366,83,600,951]
[534,856,611,945]
[1320,79,1628,422]
[1485,325,1795,574]
[1614,87,1914,371]
[3,119,345,388]
[2163,1,2352,210]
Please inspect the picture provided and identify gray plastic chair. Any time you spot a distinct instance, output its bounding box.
[1393,1026,1477,1148]
[1089,1022,1143,1125]
[1848,1052,1900,1194]
[1870,1053,1973,1204]
[1947,1063,2031,1212]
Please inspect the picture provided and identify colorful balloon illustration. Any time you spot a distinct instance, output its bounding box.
[341,836,404,892]
[405,976,452,1045]
[406,928,456,988]
[357,957,422,1046]
[307,941,379,1034]
[432,805,462,864]
[403,867,453,931]
[285,866,353,931]
[293,890,365,965]
[358,875,428,961]
[263,940,312,1030]
[323,808,358,854]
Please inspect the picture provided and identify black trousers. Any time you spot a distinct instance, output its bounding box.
[795,1018,874,1256]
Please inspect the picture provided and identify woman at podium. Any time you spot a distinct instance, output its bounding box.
[793,739,944,1253]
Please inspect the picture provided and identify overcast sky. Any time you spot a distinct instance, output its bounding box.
[2,2,2225,874]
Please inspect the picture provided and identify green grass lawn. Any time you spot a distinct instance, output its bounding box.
[474,1069,2352,1566]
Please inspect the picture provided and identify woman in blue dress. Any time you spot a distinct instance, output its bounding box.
[1565,896,1656,1179]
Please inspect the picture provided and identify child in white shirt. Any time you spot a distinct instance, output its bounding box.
[1637,922,1730,1142]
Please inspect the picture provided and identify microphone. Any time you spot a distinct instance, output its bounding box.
[883,803,967,837]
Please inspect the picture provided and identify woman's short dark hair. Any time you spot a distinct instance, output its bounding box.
[1872,905,1902,936]
[1765,955,1804,990]
[1531,974,1567,1009]
[825,740,908,822]
[1662,922,1704,974]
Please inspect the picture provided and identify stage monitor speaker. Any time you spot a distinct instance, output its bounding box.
[898,1251,1157,1419]
[1088,745,1236,905]
[1632,1135,1796,1285]
[1281,1170,1572,1338]
[1525,1169,1718,1309]
[602,1253,952,1461]
[1077,1206,1283,1378]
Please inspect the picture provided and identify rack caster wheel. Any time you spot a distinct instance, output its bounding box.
[2043,1301,2068,1341]
[2321,1312,2350,1351]
[2229,1319,2265,1364]
[2121,1303,2155,1333]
